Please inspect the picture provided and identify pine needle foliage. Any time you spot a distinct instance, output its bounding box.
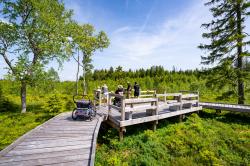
[199,0,250,104]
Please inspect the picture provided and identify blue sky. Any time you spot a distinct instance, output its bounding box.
[0,0,230,80]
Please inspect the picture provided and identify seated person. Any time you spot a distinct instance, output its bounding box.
[113,85,124,106]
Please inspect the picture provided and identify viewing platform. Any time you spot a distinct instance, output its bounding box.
[94,90,202,140]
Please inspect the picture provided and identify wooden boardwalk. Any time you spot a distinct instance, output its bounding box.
[200,102,250,113]
[0,112,106,166]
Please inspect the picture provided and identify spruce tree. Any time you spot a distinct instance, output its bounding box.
[199,0,250,104]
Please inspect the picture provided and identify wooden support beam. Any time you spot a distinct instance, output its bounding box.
[98,91,101,108]
[179,115,183,122]
[119,127,126,141]
[164,91,167,103]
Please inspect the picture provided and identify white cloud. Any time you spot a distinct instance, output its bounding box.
[92,0,211,71]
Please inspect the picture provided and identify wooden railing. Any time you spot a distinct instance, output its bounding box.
[96,89,199,117]
[156,91,199,110]
[140,90,156,98]
[108,92,158,120]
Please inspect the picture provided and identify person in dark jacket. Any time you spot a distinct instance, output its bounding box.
[126,82,132,98]
[113,85,123,106]
[134,82,140,98]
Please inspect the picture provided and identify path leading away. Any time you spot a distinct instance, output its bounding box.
[200,102,250,113]
[0,112,105,166]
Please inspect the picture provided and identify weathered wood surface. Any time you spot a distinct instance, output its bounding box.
[0,111,106,166]
[200,102,250,113]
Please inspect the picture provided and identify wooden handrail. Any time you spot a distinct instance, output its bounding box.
[156,93,182,97]
[179,90,199,94]
[124,98,158,104]
[140,90,156,93]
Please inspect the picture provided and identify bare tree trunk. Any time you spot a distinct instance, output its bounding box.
[21,81,27,113]
[75,50,80,95]
[83,66,86,95]
[83,54,87,95]
[236,3,245,104]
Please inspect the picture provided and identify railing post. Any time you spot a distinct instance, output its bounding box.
[119,96,125,141]
[153,99,159,131]
[98,90,101,108]
[108,93,112,116]
[178,94,183,122]
[196,91,199,107]
[164,91,167,103]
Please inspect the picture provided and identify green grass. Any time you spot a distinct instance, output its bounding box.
[95,110,250,166]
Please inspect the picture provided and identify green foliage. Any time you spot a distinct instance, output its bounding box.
[95,112,250,166]
[42,94,74,114]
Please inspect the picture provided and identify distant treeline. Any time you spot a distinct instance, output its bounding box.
[1,65,249,104]
[88,66,202,81]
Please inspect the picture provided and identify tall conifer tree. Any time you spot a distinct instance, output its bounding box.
[199,0,250,104]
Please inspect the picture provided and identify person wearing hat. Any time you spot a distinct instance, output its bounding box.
[102,84,109,105]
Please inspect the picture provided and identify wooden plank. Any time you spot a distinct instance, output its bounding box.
[29,133,93,138]
[0,110,105,166]
[124,105,157,112]
[89,116,104,166]
[7,145,91,156]
[49,160,89,166]
[120,115,158,127]
[0,155,89,166]
[201,104,250,113]
[109,105,121,111]
[25,135,92,139]
[33,130,95,134]
[182,94,198,99]
[0,149,89,163]
[140,90,155,93]
[19,138,92,146]
[14,140,91,150]
[158,107,202,120]
[120,106,203,127]
[125,98,157,104]
[140,94,154,97]
[157,93,182,97]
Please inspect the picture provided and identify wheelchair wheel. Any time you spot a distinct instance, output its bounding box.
[72,108,78,120]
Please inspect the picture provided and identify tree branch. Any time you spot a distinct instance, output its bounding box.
[1,51,15,74]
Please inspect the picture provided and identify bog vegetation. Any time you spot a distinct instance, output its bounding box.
[0,67,250,165]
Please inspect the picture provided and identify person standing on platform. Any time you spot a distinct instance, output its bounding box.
[126,82,132,98]
[102,84,109,105]
[134,82,140,98]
